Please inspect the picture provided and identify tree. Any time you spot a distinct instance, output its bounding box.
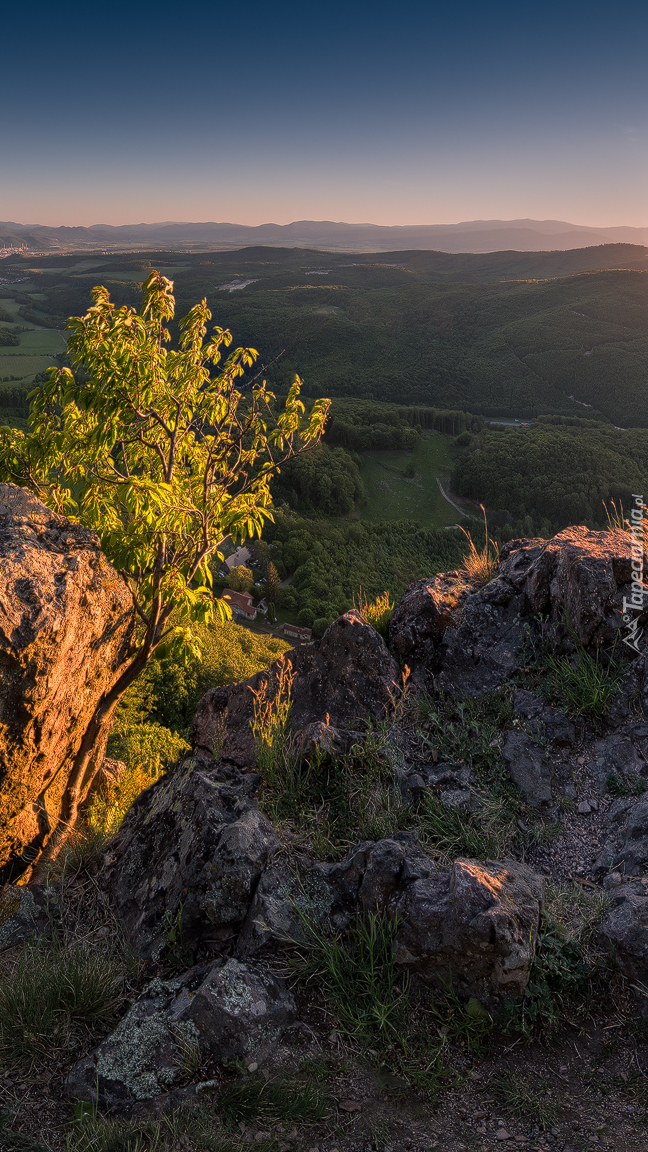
[0,271,329,867]
[227,564,254,593]
[266,561,283,604]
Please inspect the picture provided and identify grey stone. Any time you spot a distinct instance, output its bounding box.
[593,797,648,878]
[589,735,644,792]
[103,757,278,961]
[65,960,296,1111]
[577,801,592,814]
[436,589,527,699]
[394,857,544,1003]
[0,884,55,950]
[513,690,575,747]
[388,573,473,662]
[597,881,648,983]
[502,731,553,808]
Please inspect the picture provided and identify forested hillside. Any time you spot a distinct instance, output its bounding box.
[2,245,648,425]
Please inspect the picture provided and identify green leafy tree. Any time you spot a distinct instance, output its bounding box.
[226,564,254,592]
[0,271,329,867]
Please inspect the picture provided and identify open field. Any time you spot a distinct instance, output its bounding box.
[359,431,473,528]
[0,354,59,378]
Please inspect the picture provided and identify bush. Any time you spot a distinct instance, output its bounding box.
[312,617,332,639]
[297,608,313,627]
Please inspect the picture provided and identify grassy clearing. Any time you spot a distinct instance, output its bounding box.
[359,431,462,528]
[0,354,55,377]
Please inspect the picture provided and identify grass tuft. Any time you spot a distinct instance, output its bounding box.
[0,938,131,1067]
[458,504,499,587]
[354,589,394,637]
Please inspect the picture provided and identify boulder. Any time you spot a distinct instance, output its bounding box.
[593,796,648,879]
[0,484,134,883]
[235,836,544,1005]
[502,731,553,808]
[66,960,296,1111]
[512,690,575,747]
[388,573,473,664]
[436,580,527,698]
[597,880,648,984]
[522,526,646,647]
[103,758,278,961]
[588,733,646,794]
[191,611,399,766]
[394,857,544,1002]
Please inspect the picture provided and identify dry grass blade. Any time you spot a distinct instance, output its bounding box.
[458,504,498,587]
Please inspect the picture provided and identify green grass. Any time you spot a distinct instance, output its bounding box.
[0,354,57,377]
[359,431,468,528]
[542,641,623,718]
[490,1072,557,1129]
[0,939,132,1067]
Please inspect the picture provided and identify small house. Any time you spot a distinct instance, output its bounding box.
[221,589,257,621]
[223,546,252,572]
[282,622,312,641]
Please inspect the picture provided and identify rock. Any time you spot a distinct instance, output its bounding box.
[0,484,134,883]
[394,857,544,1003]
[66,959,296,1111]
[236,838,544,1003]
[0,883,55,950]
[513,690,575,747]
[496,538,549,588]
[191,611,399,767]
[577,801,592,814]
[81,758,127,810]
[436,583,527,698]
[597,880,648,984]
[502,731,553,808]
[388,573,473,662]
[523,526,646,647]
[103,757,278,960]
[593,797,648,878]
[588,734,645,793]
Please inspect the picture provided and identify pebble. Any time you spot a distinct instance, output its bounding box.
[247,1061,259,1073]
[496,1130,512,1141]
[338,1099,362,1112]
[577,801,591,814]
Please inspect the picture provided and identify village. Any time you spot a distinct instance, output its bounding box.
[218,542,313,642]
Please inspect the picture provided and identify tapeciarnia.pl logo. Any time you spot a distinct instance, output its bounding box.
[621,494,647,654]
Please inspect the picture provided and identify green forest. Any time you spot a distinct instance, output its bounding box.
[3,244,648,425]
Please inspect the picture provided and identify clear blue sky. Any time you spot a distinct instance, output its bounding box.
[3,0,648,226]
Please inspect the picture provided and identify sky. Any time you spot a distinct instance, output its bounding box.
[3,0,648,227]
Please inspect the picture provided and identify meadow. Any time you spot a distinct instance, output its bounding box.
[359,430,475,527]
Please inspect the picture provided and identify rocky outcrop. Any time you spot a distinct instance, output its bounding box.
[523,526,645,647]
[593,797,648,879]
[66,959,296,1111]
[388,572,473,665]
[237,835,544,1005]
[104,757,279,961]
[393,528,645,699]
[0,485,134,883]
[191,610,399,766]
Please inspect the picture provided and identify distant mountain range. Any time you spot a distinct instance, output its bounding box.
[2,217,648,254]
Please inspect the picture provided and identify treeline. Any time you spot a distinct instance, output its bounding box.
[258,508,466,633]
[453,421,648,537]
[324,398,484,452]
[271,444,365,515]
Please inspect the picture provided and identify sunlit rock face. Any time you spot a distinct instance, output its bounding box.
[0,483,133,882]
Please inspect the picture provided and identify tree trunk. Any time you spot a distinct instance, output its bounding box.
[29,649,150,880]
